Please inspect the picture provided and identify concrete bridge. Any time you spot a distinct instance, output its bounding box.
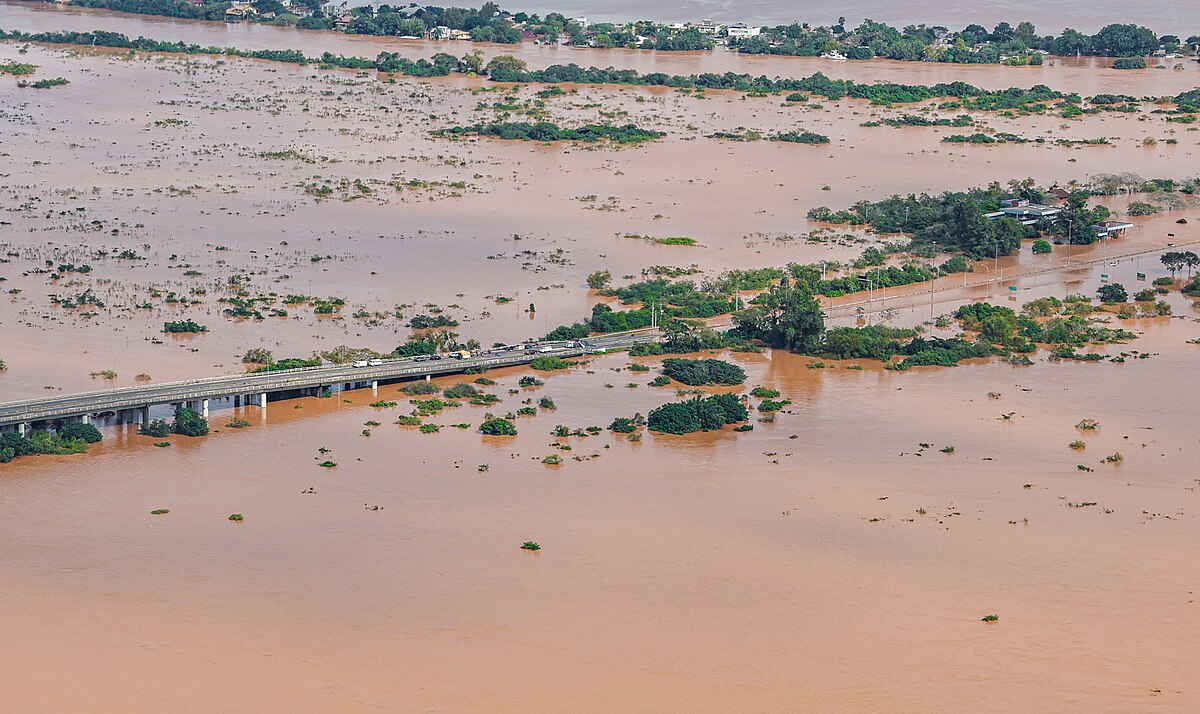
[0,331,659,435]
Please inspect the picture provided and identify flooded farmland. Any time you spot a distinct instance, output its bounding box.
[1,5,1199,712]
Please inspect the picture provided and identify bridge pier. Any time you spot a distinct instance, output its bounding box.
[18,422,27,437]
[202,399,209,418]
[233,395,241,407]
[259,393,267,409]
[81,414,89,425]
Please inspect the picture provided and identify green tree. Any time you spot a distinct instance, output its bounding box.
[586,269,612,289]
[479,418,517,436]
[732,279,824,352]
[485,55,527,77]
[1097,283,1128,304]
[59,422,102,444]
[172,407,209,437]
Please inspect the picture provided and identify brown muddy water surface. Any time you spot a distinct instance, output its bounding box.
[1,8,1200,712]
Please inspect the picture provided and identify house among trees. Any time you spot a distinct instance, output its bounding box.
[985,198,1062,224]
[224,3,259,21]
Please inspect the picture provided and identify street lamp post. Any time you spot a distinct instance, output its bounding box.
[858,276,872,326]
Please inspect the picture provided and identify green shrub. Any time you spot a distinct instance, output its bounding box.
[479,418,517,436]
[629,342,665,356]
[608,417,638,433]
[171,407,209,437]
[660,358,746,386]
[138,419,171,438]
[162,319,207,334]
[757,399,792,412]
[647,394,748,434]
[59,422,102,444]
[750,387,780,398]
[530,356,571,371]
[443,383,480,399]
[400,381,439,395]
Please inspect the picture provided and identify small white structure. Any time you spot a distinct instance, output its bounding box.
[726,24,761,39]
[1093,221,1134,238]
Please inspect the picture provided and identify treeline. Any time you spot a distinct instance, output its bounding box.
[73,0,232,22]
[736,19,1189,64]
[8,28,1200,116]
[440,122,664,144]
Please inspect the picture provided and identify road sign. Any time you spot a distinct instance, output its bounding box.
[1136,272,1146,281]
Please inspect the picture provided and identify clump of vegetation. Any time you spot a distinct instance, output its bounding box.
[440,122,665,145]
[443,383,480,399]
[648,376,671,387]
[400,381,440,395]
[542,454,563,465]
[520,541,541,551]
[162,319,208,334]
[647,394,749,434]
[139,419,171,438]
[1076,419,1100,430]
[171,407,209,437]
[981,614,999,623]
[419,423,441,433]
[660,358,746,386]
[20,77,69,89]
[150,509,170,515]
[479,418,517,436]
[757,399,792,412]
[228,513,244,522]
[609,415,638,432]
[318,460,337,468]
[242,348,274,364]
[750,387,780,398]
[226,418,251,429]
[1069,440,1086,450]
[530,356,571,371]
[369,400,398,408]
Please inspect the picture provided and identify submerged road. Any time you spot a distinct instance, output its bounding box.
[0,331,660,429]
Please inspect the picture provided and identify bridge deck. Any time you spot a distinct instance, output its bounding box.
[0,332,658,427]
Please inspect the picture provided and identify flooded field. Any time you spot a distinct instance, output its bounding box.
[2,6,1200,712]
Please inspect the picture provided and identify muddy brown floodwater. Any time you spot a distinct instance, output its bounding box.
[1,6,1200,712]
